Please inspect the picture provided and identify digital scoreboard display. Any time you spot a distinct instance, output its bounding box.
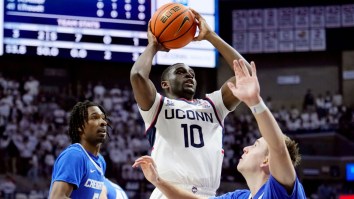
[1,0,218,68]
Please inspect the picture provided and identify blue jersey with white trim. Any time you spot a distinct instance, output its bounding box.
[49,143,106,199]
[104,178,128,199]
[210,175,306,199]
[139,90,232,196]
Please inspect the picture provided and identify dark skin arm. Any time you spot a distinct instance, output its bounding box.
[130,22,169,111]
[191,9,251,111]
[48,181,73,199]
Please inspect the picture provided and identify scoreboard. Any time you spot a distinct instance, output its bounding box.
[1,0,218,68]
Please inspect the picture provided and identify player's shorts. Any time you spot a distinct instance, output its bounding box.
[149,184,216,199]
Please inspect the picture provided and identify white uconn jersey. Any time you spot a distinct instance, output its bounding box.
[139,90,231,198]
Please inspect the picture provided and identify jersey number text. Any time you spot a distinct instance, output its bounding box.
[181,124,204,148]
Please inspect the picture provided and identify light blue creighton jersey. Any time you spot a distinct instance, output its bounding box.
[50,143,106,199]
[139,90,232,198]
[210,175,306,199]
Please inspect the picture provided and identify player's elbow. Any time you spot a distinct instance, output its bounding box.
[130,69,148,83]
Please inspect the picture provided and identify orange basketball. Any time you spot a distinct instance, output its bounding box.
[150,3,197,49]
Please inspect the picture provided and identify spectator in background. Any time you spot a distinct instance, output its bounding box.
[53,106,66,127]
[0,98,11,120]
[332,91,343,107]
[303,89,315,112]
[338,107,354,140]
[103,93,113,112]
[43,150,55,178]
[17,136,37,176]
[0,174,17,199]
[0,131,11,172]
[5,132,20,174]
[0,73,6,91]
[24,76,39,97]
[27,150,40,184]
[324,91,333,110]
[94,81,106,102]
[85,82,94,100]
[316,94,327,118]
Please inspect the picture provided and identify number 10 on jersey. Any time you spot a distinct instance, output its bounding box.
[181,124,204,148]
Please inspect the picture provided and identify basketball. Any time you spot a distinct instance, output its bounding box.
[150,3,197,49]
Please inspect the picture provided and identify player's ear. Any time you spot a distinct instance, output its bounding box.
[263,158,268,164]
[261,157,269,166]
[260,157,270,174]
[161,81,170,89]
[78,127,84,134]
[260,158,270,174]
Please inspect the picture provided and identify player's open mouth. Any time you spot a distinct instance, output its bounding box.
[98,129,106,134]
[184,79,194,87]
[185,83,194,87]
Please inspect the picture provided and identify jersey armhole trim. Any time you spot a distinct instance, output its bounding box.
[205,97,223,128]
[144,95,165,135]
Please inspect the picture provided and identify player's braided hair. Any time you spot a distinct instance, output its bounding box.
[68,100,109,143]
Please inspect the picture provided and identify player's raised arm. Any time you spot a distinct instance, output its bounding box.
[133,156,205,199]
[191,9,251,110]
[191,9,250,71]
[227,59,297,192]
[130,21,169,111]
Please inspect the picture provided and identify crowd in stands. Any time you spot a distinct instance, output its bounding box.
[0,73,353,199]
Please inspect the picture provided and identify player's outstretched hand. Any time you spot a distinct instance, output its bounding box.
[132,156,160,185]
[147,21,170,52]
[190,8,213,41]
[227,59,261,107]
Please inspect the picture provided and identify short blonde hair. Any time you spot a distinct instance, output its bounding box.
[284,135,301,168]
[264,135,301,168]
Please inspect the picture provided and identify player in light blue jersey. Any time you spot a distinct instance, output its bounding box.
[99,177,129,199]
[49,101,109,199]
[133,59,307,199]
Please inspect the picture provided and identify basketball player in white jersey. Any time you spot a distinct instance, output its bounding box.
[130,9,250,198]
[133,59,307,199]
